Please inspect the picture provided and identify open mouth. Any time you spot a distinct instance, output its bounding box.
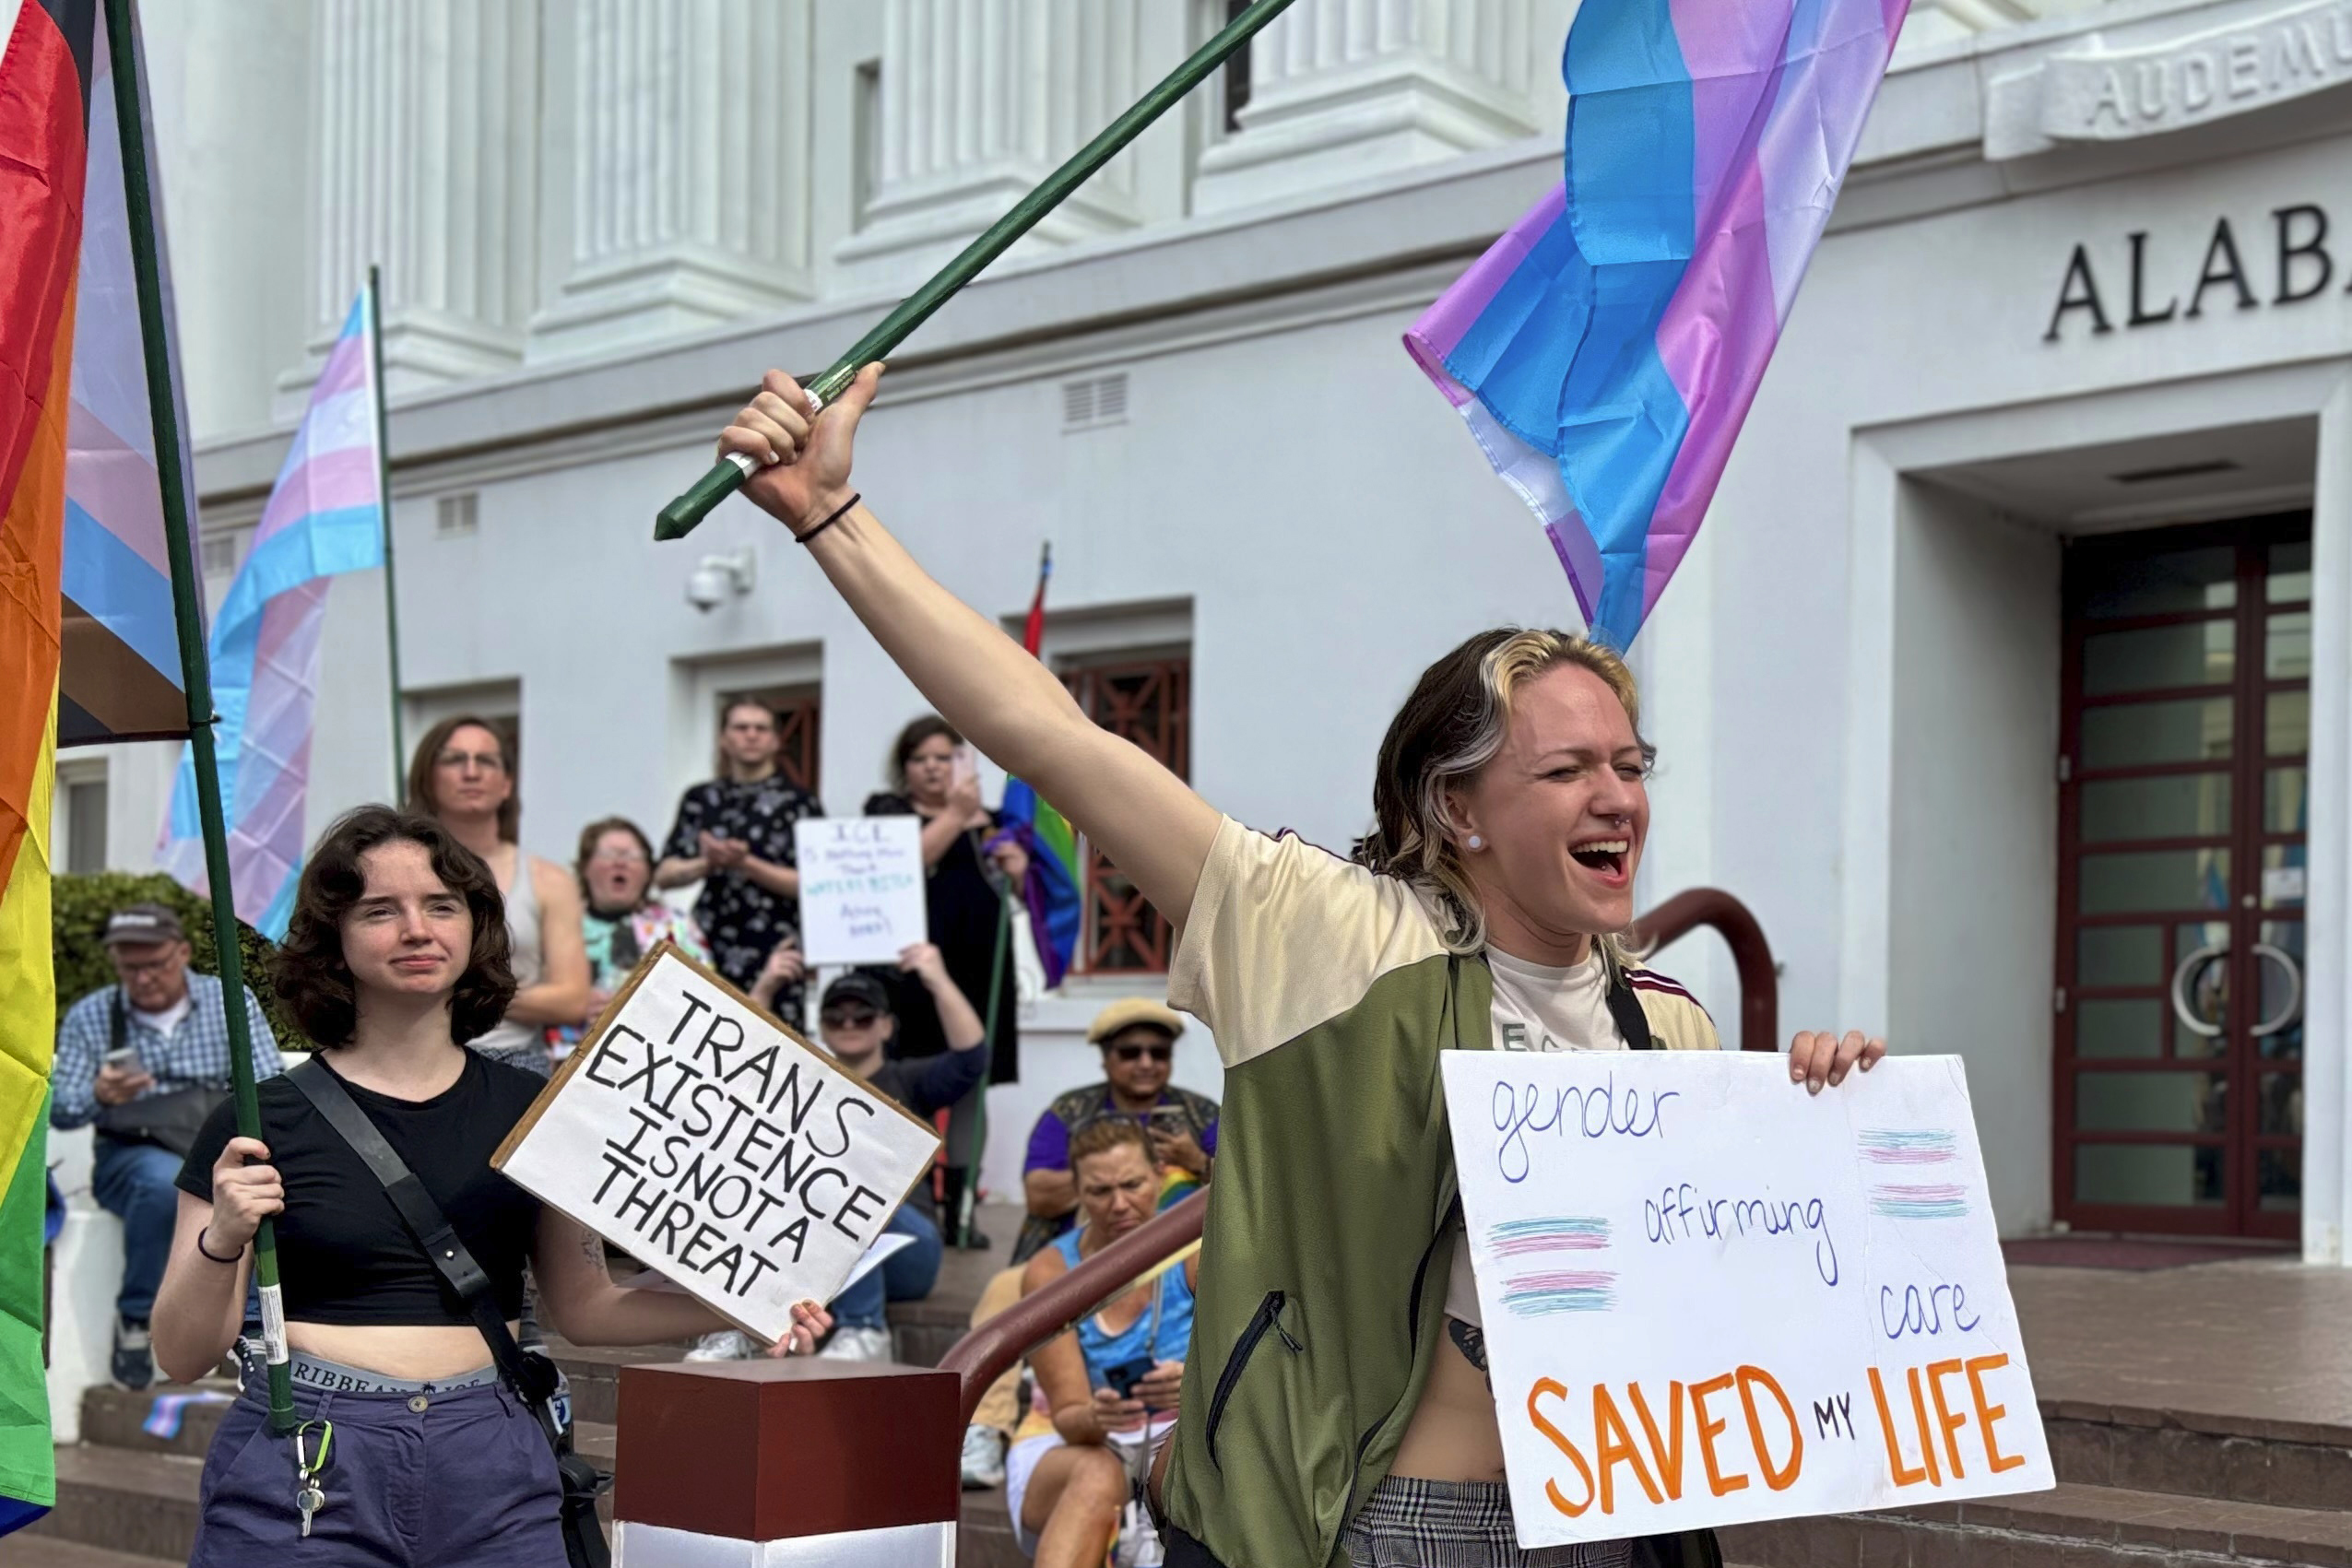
[1569,839,1630,879]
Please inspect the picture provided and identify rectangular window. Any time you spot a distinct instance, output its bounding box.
[62,766,108,875]
[1220,0,1255,134]
[200,530,239,578]
[718,685,822,794]
[852,60,882,228]
[1061,651,1191,974]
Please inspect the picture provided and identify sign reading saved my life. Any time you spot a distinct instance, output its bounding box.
[1440,1052,2053,1547]
[494,943,940,1344]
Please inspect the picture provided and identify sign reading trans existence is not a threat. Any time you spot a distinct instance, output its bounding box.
[495,945,940,1345]
[1440,1052,2053,1548]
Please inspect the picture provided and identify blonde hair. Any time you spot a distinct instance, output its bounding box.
[1353,630,1653,960]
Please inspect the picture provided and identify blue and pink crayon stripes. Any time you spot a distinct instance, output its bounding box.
[1406,0,1910,649]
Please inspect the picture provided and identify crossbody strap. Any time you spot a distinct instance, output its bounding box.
[286,1059,561,1429]
[1606,963,1658,1052]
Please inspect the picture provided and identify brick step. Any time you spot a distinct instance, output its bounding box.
[2045,1399,2352,1513]
[957,1483,1022,1568]
[1721,1481,2352,1567]
[22,1445,201,1562]
[77,1384,236,1463]
[0,1538,183,1568]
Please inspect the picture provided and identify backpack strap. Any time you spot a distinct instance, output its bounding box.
[1605,961,1658,1053]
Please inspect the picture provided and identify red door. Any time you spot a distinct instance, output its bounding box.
[2055,515,2311,1240]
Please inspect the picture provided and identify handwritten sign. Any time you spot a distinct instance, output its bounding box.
[1440,1052,2052,1547]
[795,816,926,965]
[495,945,940,1344]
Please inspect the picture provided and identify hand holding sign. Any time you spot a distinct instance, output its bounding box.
[1440,1052,2051,1547]
[796,816,927,966]
[495,944,940,1346]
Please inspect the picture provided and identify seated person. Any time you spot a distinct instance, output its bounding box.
[1016,998,1217,1261]
[1009,1120,1194,1568]
[689,944,986,1362]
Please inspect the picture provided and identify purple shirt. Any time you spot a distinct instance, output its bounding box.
[1023,1091,1220,1174]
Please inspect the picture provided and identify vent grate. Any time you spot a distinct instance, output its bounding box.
[435,492,479,537]
[200,532,238,577]
[1062,372,1129,432]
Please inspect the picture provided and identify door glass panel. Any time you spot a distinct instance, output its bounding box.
[2075,1071,2227,1133]
[2261,847,2308,910]
[2266,611,2311,679]
[2079,546,2238,616]
[2263,769,2307,834]
[2080,774,2230,842]
[2083,623,2234,695]
[2075,1144,2222,1207]
[2257,1150,2300,1211]
[2266,539,2311,603]
[2079,849,2229,913]
[2074,998,2163,1058]
[2080,697,2232,768]
[2257,1074,2303,1136]
[2077,925,2161,985]
[2256,920,2303,1062]
[2266,690,2309,757]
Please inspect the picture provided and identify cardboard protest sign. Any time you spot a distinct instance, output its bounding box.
[1440,1052,2052,1547]
[795,816,926,965]
[494,944,940,1344]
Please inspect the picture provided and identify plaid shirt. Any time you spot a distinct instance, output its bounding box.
[51,973,284,1131]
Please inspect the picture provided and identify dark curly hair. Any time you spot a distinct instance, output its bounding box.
[273,807,516,1047]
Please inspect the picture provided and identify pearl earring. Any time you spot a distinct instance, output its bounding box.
[1467,834,1484,851]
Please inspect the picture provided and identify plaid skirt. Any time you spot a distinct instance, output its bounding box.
[1341,1478,1634,1568]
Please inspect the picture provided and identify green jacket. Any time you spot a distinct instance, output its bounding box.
[1159,819,1720,1568]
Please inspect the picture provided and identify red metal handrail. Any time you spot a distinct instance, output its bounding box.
[1630,887,1779,1054]
[938,888,1778,1418]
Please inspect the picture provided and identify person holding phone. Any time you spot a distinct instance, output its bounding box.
[1015,998,1216,1263]
[1009,1118,1194,1567]
[866,713,1027,1244]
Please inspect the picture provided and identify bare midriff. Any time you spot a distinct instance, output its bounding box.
[1387,1327,1508,1482]
[288,1320,516,1381]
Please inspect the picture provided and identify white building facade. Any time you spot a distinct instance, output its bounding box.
[47,0,2351,1276]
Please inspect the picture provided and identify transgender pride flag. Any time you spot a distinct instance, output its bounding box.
[160,289,385,936]
[1407,0,1910,649]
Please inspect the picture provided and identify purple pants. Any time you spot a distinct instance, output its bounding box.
[190,1372,565,1565]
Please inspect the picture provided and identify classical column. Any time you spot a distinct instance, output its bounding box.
[287,0,539,396]
[531,0,816,362]
[1192,0,1545,216]
[834,0,1146,289]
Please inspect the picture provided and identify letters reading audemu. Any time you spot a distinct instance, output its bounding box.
[582,984,888,1300]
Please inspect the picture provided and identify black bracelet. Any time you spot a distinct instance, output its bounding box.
[793,491,860,546]
[195,1226,243,1265]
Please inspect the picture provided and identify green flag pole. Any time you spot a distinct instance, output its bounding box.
[103,0,299,1438]
[655,0,1301,542]
[368,265,405,797]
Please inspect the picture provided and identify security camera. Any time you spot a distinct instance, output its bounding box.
[685,550,755,613]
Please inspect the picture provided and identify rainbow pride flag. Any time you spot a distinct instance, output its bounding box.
[159,287,384,937]
[1407,0,1910,649]
[997,548,1081,989]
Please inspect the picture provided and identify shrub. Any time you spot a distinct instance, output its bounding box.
[51,871,306,1049]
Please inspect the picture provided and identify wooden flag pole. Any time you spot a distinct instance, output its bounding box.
[655,0,1302,542]
[103,0,299,1437]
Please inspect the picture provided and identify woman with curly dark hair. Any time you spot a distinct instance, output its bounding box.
[149,807,831,1566]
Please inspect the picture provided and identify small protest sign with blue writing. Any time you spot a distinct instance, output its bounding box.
[795,815,927,966]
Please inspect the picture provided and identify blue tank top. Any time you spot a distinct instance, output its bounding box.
[1052,1228,1195,1383]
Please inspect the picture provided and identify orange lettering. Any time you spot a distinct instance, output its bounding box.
[1629,1380,1687,1501]
[1689,1373,1749,1497]
[1906,1366,1944,1486]
[1964,1355,2027,1475]
[1925,1359,1968,1480]
[1529,1380,1598,1516]
[1867,1366,1931,1488]
[1593,1384,1664,1513]
[1735,1366,1803,1492]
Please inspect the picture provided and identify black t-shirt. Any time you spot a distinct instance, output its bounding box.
[177,1052,546,1326]
[863,792,1020,1084]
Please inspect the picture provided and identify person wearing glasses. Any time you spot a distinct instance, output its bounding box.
[688,943,988,1363]
[406,715,591,1079]
[1014,999,1217,1264]
[548,818,714,1063]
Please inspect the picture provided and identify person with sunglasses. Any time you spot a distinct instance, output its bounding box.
[1015,999,1217,1264]
[688,942,988,1363]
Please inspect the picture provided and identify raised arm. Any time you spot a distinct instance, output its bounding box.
[720,368,1219,933]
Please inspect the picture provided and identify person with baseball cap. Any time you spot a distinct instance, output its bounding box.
[52,902,282,1388]
[1013,997,1218,1265]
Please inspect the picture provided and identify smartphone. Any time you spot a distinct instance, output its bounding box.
[1102,1354,1156,1400]
[951,744,979,793]
[102,1045,141,1074]
[1145,1106,1188,1134]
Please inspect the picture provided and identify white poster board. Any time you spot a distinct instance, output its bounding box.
[495,945,941,1345]
[795,816,927,966]
[1440,1052,2052,1547]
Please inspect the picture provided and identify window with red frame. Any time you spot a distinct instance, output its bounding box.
[1061,653,1190,973]
[719,688,822,795]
